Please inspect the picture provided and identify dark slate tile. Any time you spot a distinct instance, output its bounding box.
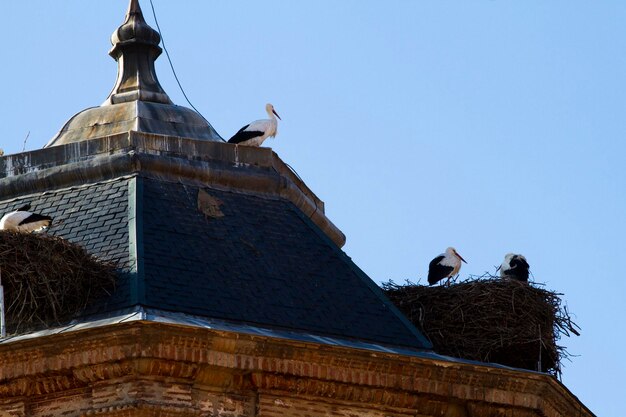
[0,178,132,313]
[139,177,428,350]
[0,175,427,350]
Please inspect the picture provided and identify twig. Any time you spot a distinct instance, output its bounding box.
[383,275,579,375]
[0,231,117,334]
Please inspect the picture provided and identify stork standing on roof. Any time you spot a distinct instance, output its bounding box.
[428,247,467,286]
[0,204,53,233]
[499,253,530,282]
[228,103,281,147]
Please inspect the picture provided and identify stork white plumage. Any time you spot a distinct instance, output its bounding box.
[0,149,4,156]
[428,247,467,286]
[228,103,281,147]
[499,253,530,282]
[0,204,53,233]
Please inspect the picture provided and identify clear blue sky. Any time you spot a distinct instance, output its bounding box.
[2,1,625,415]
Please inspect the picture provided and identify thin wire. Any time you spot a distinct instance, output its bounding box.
[147,0,225,141]
[285,162,320,219]
[22,131,30,152]
[284,163,305,183]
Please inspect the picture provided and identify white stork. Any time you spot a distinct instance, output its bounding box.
[499,253,530,282]
[228,103,281,147]
[0,204,53,233]
[428,247,467,286]
[0,149,4,156]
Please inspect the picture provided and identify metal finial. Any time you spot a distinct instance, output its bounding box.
[127,0,141,14]
[45,0,223,146]
[104,0,172,105]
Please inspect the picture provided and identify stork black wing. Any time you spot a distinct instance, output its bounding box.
[228,124,264,144]
[508,256,530,282]
[428,255,453,285]
[18,213,52,226]
[16,204,31,212]
[511,256,529,270]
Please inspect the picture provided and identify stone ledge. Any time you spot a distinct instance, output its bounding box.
[0,132,345,247]
[0,321,593,417]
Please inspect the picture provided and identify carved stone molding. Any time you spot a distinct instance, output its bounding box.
[0,322,593,417]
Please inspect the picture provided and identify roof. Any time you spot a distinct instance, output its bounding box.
[0,150,431,350]
[48,102,221,146]
[138,177,429,348]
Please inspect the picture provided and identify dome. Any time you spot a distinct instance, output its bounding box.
[46,0,222,147]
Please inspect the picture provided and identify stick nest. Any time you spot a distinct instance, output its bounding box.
[0,231,117,334]
[383,276,580,375]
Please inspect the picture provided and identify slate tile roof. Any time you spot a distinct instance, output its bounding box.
[140,177,429,349]
[0,178,132,311]
[0,175,430,349]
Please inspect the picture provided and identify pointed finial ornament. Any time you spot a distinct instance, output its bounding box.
[104,0,172,105]
[45,0,223,146]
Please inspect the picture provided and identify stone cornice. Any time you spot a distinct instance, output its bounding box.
[0,322,593,417]
[0,132,345,247]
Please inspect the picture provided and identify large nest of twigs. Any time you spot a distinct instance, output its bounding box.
[0,231,117,334]
[383,276,579,375]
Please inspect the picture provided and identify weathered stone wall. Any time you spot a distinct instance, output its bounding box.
[0,322,593,417]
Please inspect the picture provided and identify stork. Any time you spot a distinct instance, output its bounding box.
[499,253,530,282]
[0,204,53,233]
[228,103,281,147]
[428,247,467,286]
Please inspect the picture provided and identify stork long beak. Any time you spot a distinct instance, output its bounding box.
[273,109,282,120]
[455,251,467,264]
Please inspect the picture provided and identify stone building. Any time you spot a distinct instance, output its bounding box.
[0,1,593,416]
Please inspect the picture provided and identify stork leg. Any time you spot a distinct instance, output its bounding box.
[446,274,459,286]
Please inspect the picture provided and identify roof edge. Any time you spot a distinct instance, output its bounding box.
[0,133,346,247]
[290,207,432,349]
[0,315,595,417]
